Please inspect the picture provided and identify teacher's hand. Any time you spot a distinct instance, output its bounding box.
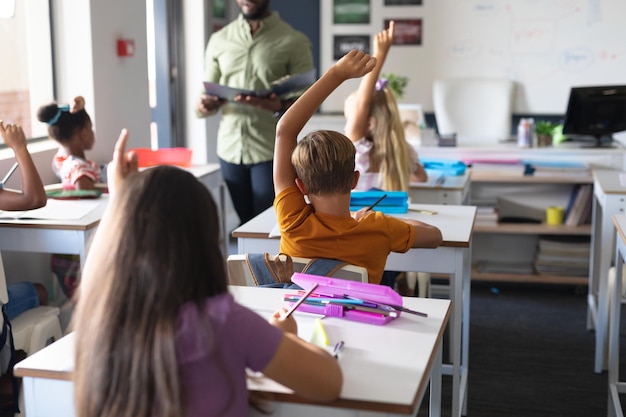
[197,93,226,115]
[234,93,283,113]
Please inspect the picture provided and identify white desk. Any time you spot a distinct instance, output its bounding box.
[232,203,477,417]
[409,172,471,205]
[587,169,626,373]
[608,213,626,417]
[0,163,224,278]
[0,197,108,267]
[14,286,451,417]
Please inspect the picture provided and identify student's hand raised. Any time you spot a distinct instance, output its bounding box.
[71,96,86,113]
[107,128,138,197]
[333,50,377,81]
[374,21,395,59]
[0,121,27,151]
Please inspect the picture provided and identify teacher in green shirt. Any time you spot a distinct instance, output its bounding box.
[196,0,314,225]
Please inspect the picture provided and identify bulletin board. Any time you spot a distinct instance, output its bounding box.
[319,0,626,115]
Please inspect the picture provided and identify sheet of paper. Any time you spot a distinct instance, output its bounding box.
[0,199,100,220]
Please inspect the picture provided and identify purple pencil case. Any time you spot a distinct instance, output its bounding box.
[287,273,403,325]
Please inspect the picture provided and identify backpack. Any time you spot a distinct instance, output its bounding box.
[244,253,350,289]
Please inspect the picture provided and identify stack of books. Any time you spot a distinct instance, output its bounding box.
[564,184,593,226]
[534,236,591,276]
[475,206,498,226]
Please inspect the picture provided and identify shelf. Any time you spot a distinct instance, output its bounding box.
[471,268,588,285]
[470,172,592,184]
[473,223,592,235]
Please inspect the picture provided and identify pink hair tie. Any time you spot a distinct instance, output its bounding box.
[375,78,389,91]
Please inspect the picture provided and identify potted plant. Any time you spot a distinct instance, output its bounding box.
[381,72,408,99]
[535,120,559,147]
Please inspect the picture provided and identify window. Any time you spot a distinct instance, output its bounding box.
[0,0,54,140]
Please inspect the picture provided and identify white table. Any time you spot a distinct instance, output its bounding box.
[608,214,626,416]
[14,286,451,417]
[409,172,471,205]
[232,203,477,417]
[0,197,108,267]
[9,164,225,268]
[587,169,626,373]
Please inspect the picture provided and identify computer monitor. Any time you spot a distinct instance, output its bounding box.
[562,85,626,147]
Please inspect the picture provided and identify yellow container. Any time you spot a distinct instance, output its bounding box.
[546,206,565,225]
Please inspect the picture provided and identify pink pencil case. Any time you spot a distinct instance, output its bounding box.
[287,273,403,325]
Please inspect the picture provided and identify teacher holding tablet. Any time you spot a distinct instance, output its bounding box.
[196,0,314,225]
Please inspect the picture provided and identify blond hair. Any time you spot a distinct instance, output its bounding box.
[364,88,412,191]
[291,130,356,195]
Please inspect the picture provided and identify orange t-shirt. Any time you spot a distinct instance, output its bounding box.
[274,186,415,284]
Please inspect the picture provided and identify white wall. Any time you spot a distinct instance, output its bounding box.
[319,1,626,114]
[53,0,152,164]
[3,0,154,287]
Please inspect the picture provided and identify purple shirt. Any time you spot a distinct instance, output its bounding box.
[176,293,283,416]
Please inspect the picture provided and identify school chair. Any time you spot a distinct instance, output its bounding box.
[227,254,369,286]
[0,253,62,416]
[433,77,515,142]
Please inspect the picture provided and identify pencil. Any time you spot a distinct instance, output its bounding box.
[284,283,318,318]
[1,162,18,185]
[366,193,387,211]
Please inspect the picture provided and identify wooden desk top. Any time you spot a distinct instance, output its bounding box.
[15,286,451,415]
[232,204,476,249]
[593,169,626,195]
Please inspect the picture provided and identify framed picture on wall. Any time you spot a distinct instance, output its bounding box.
[333,0,370,24]
[333,35,370,60]
[385,18,422,45]
[384,0,422,5]
[212,0,225,18]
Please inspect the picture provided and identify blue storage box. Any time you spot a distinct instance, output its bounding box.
[420,159,467,176]
[350,190,408,214]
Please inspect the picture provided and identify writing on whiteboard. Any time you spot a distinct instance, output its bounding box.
[511,21,555,54]
[558,47,594,72]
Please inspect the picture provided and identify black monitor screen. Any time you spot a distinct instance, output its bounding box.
[562,85,626,146]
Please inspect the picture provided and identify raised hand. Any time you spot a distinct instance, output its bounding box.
[71,96,86,113]
[107,128,138,197]
[0,120,27,151]
[334,50,377,81]
[374,21,395,58]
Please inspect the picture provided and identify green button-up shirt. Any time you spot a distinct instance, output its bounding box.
[203,12,314,164]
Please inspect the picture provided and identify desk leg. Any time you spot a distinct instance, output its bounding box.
[608,244,623,417]
[593,197,622,373]
[219,182,228,257]
[430,341,442,417]
[588,196,601,332]
[444,247,470,417]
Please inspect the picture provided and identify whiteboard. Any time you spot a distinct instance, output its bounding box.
[319,0,626,114]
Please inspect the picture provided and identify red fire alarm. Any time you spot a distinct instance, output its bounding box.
[117,39,135,57]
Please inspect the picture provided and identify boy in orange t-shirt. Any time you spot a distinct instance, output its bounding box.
[273,50,442,284]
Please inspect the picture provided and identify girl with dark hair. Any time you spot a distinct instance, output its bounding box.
[72,129,342,417]
[37,96,104,190]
